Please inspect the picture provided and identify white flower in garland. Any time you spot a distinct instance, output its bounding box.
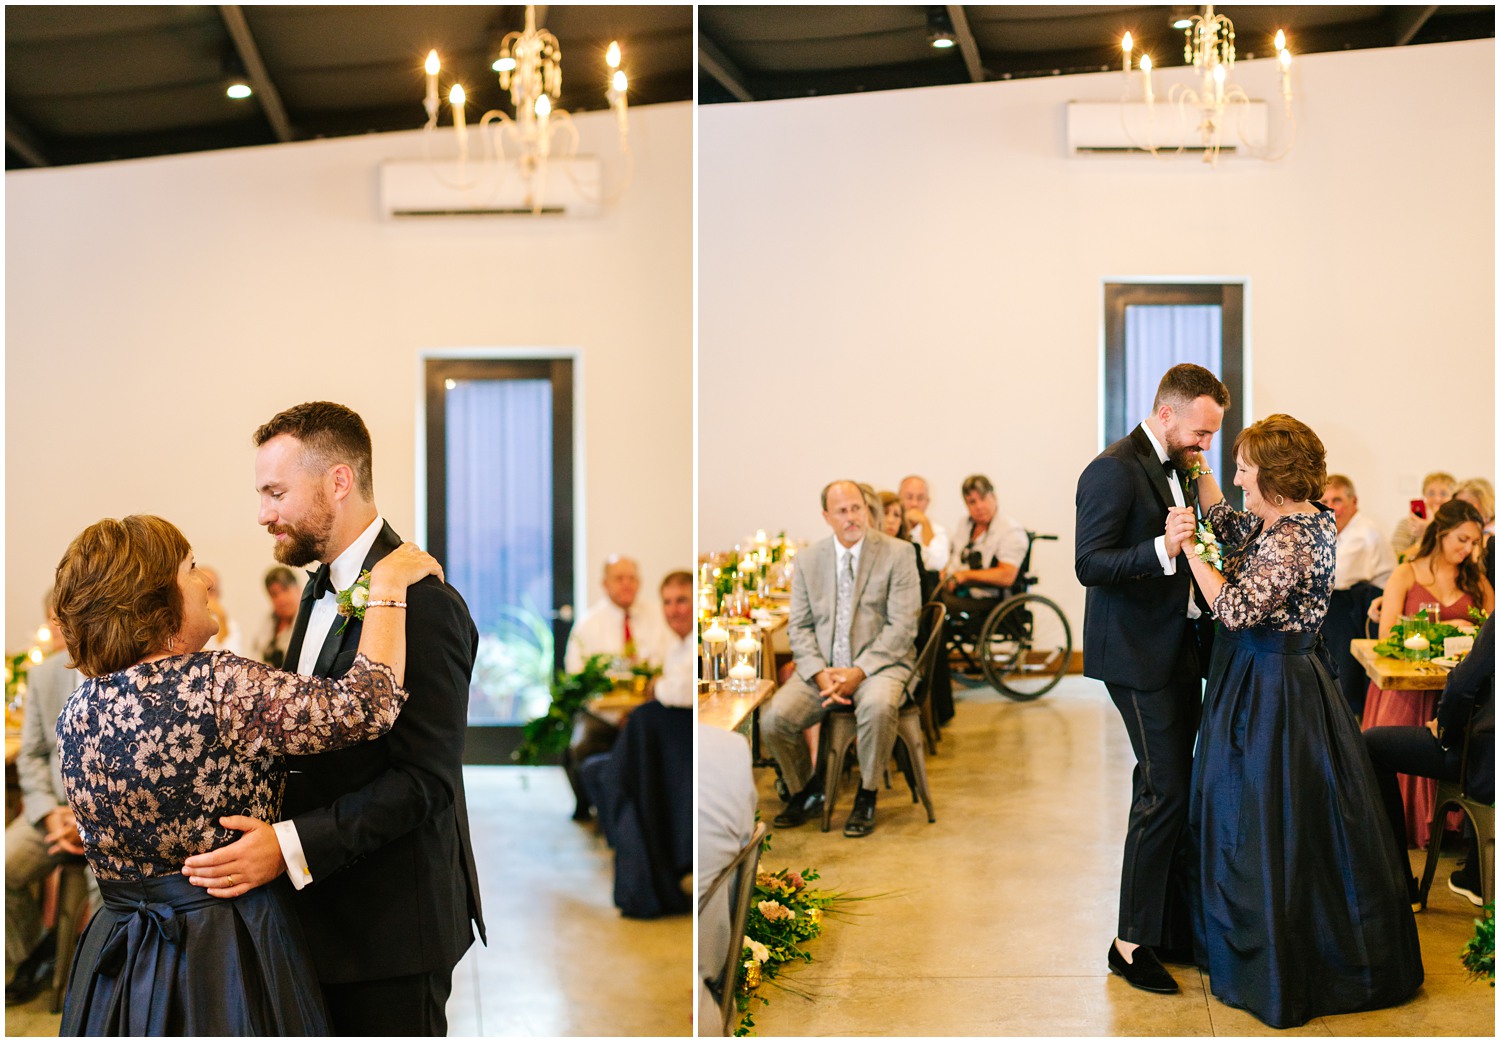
[745,938,771,964]
[335,569,373,634]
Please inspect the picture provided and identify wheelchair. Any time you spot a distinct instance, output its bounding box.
[941,531,1073,701]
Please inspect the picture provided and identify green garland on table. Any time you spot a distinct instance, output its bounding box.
[511,654,615,765]
[1462,903,1494,986]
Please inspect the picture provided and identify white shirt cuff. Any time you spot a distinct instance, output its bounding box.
[273,819,314,890]
[1155,535,1176,575]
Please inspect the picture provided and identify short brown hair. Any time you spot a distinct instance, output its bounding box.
[1153,364,1231,412]
[660,570,694,594]
[1323,474,1356,498]
[877,490,909,539]
[1232,414,1327,504]
[54,515,191,677]
[961,474,994,498]
[254,401,374,500]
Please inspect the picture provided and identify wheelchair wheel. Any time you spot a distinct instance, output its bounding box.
[977,594,1073,701]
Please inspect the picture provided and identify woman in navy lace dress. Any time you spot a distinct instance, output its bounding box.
[1175,415,1422,1028]
[52,515,440,1035]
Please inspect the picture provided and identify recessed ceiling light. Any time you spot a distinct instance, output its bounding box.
[227,82,252,99]
[931,36,955,49]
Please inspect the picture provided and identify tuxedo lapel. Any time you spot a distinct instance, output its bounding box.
[1131,425,1175,512]
[282,575,321,672]
[310,520,406,677]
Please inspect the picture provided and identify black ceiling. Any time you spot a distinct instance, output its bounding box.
[698,5,1495,104]
[5,5,694,170]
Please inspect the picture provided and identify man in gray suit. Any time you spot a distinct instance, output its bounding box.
[762,480,920,837]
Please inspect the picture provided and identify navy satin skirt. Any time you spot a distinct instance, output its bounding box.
[60,872,330,1036]
[1189,627,1424,1028]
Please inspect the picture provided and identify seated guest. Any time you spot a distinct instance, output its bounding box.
[1366,499,1494,849]
[761,480,919,838]
[648,571,697,708]
[1319,474,1398,716]
[5,601,96,1006]
[566,569,681,821]
[1365,614,1493,907]
[1392,471,1456,559]
[696,724,755,1034]
[940,474,1029,622]
[564,555,664,672]
[899,474,951,576]
[252,566,301,668]
[1454,477,1496,586]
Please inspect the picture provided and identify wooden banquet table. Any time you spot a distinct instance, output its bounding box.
[698,678,776,733]
[1350,639,1451,692]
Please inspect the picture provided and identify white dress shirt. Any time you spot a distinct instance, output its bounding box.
[945,512,1028,599]
[653,631,696,708]
[1140,423,1201,620]
[1335,510,1397,590]
[275,514,386,890]
[564,598,667,673]
[908,521,950,573]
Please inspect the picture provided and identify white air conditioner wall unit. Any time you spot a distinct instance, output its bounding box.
[378,157,602,218]
[1066,101,1268,157]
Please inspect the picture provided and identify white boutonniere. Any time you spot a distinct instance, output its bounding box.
[335,570,372,634]
[1186,458,1209,480]
[1190,520,1223,570]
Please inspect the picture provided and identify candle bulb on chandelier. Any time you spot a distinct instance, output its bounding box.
[449,83,467,162]
[1276,32,1293,103]
[424,50,440,125]
[1140,53,1153,103]
[1122,32,1133,73]
[606,41,621,69]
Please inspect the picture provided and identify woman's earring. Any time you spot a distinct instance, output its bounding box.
[1275,494,1285,507]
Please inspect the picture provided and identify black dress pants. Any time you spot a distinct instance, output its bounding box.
[322,969,454,1036]
[1364,724,1466,870]
[1106,627,1202,949]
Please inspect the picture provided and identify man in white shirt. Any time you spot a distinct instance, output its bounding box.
[651,571,696,708]
[564,555,665,672]
[1323,475,1397,590]
[1321,474,1396,716]
[899,474,951,574]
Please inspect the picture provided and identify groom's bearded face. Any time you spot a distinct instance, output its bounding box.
[1162,396,1225,469]
[266,487,336,567]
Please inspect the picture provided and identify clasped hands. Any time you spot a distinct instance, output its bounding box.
[1164,506,1198,558]
[43,805,85,857]
[180,815,287,899]
[817,666,866,707]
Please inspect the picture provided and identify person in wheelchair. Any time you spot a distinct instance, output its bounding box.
[939,474,1029,656]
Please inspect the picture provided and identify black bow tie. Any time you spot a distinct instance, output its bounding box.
[307,564,336,599]
[1161,457,1178,475]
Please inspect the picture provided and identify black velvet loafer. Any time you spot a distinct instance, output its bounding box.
[1107,942,1179,994]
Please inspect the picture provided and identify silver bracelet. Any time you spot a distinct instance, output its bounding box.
[365,599,408,610]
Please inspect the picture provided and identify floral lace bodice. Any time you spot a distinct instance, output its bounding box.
[57,650,406,881]
[1206,502,1337,632]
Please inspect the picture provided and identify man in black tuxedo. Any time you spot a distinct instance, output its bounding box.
[1075,363,1228,995]
[183,401,485,1035]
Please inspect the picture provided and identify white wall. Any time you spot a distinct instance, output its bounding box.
[700,41,1495,630]
[6,102,692,650]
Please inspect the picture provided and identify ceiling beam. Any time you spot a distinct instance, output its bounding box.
[698,33,754,103]
[6,113,49,168]
[1389,5,1439,46]
[946,5,984,83]
[219,5,293,142]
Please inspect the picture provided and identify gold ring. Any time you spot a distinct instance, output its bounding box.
[228,874,236,886]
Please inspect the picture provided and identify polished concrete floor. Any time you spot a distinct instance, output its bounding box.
[745,676,1497,1037]
[6,766,691,1037]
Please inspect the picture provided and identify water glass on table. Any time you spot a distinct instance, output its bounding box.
[1418,601,1442,624]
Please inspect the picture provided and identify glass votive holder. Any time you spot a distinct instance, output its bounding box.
[728,624,761,693]
[701,617,730,691]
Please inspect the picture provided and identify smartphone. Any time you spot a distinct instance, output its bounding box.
[1410,498,1427,519]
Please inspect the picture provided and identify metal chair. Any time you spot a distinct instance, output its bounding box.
[48,856,92,1013]
[698,821,767,1037]
[1417,708,1494,910]
[820,603,945,831]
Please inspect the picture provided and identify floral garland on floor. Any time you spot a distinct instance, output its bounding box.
[1463,903,1494,986]
[733,865,837,1036]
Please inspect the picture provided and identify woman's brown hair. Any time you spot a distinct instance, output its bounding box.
[54,515,190,677]
[1412,499,1487,607]
[1232,414,1327,505]
[877,490,910,540]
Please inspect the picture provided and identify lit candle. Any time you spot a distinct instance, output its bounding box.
[729,663,757,681]
[755,529,768,545]
[424,50,440,124]
[1140,53,1154,103]
[734,636,759,655]
[449,83,467,161]
[1122,32,1133,74]
[1278,45,1293,103]
[702,622,729,644]
[606,41,622,70]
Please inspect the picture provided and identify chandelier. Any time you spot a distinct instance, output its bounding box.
[1119,5,1295,164]
[420,5,630,213]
